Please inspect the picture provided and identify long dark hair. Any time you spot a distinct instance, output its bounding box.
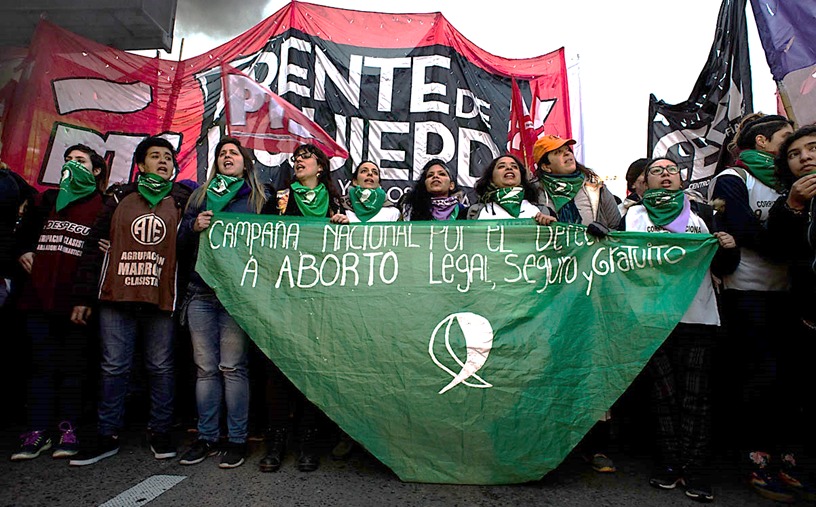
[475,153,538,203]
[404,159,460,221]
[775,125,816,190]
[289,143,341,201]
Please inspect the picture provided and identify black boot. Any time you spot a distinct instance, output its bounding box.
[297,427,319,472]
[259,428,287,473]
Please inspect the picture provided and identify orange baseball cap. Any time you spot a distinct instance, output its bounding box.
[532,135,576,166]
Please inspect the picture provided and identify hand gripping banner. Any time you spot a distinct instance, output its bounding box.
[197,217,718,484]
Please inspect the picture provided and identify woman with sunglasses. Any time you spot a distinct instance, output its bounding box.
[259,143,340,474]
[625,157,736,503]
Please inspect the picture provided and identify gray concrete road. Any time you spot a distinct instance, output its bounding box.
[0,429,790,507]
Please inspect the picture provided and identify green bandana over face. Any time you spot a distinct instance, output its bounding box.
[641,188,685,227]
[291,181,329,218]
[206,174,245,212]
[136,172,173,208]
[485,186,525,218]
[350,186,386,222]
[538,172,584,211]
[738,149,779,190]
[56,160,97,212]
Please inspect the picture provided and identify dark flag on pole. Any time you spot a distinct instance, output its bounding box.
[647,0,753,192]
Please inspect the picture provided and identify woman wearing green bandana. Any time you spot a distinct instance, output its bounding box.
[466,154,555,224]
[625,156,736,502]
[706,113,802,502]
[12,144,107,462]
[531,135,620,230]
[336,161,401,223]
[275,143,343,221]
[69,136,192,467]
[176,137,274,470]
[262,143,341,474]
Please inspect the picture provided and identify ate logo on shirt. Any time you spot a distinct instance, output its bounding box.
[131,213,167,246]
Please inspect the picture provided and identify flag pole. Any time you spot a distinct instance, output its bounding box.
[776,81,798,128]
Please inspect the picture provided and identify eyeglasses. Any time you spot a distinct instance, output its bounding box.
[290,151,315,163]
[647,165,681,176]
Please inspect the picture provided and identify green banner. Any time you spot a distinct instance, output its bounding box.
[197,214,718,484]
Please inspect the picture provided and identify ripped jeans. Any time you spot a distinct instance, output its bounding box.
[187,293,249,443]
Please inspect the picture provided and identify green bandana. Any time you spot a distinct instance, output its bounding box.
[538,172,584,211]
[291,182,329,218]
[206,174,245,212]
[350,186,386,222]
[136,172,173,208]
[56,160,97,212]
[738,149,779,190]
[641,188,685,227]
[485,186,525,218]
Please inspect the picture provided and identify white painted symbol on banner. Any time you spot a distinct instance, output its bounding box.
[428,312,494,394]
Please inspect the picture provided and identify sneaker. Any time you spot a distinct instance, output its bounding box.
[178,439,217,465]
[589,453,616,473]
[779,453,816,502]
[219,442,246,469]
[10,430,52,461]
[148,431,176,460]
[684,473,715,503]
[69,435,119,466]
[650,465,685,490]
[751,468,795,503]
[52,421,79,458]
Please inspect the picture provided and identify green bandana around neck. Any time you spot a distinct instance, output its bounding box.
[485,186,525,218]
[738,149,779,190]
[291,181,329,218]
[206,174,245,212]
[350,186,386,222]
[136,172,173,208]
[56,160,97,212]
[641,188,685,227]
[538,172,584,211]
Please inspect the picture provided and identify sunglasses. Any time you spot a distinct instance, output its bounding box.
[647,165,681,176]
[290,151,315,164]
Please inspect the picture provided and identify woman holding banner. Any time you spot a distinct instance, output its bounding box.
[335,160,401,222]
[176,137,273,469]
[11,145,107,462]
[467,153,555,224]
[707,113,799,502]
[625,156,736,503]
[401,159,468,221]
[259,143,342,473]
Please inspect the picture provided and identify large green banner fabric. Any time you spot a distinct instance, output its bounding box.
[197,214,718,484]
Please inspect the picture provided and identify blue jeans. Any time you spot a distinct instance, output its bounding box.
[187,294,249,443]
[98,304,174,436]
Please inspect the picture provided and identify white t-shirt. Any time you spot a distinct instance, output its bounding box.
[626,204,720,326]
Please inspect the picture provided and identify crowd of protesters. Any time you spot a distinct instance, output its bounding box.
[1,111,815,504]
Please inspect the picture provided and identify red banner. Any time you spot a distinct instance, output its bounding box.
[0,1,569,201]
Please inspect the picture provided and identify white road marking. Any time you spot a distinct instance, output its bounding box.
[99,475,186,507]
